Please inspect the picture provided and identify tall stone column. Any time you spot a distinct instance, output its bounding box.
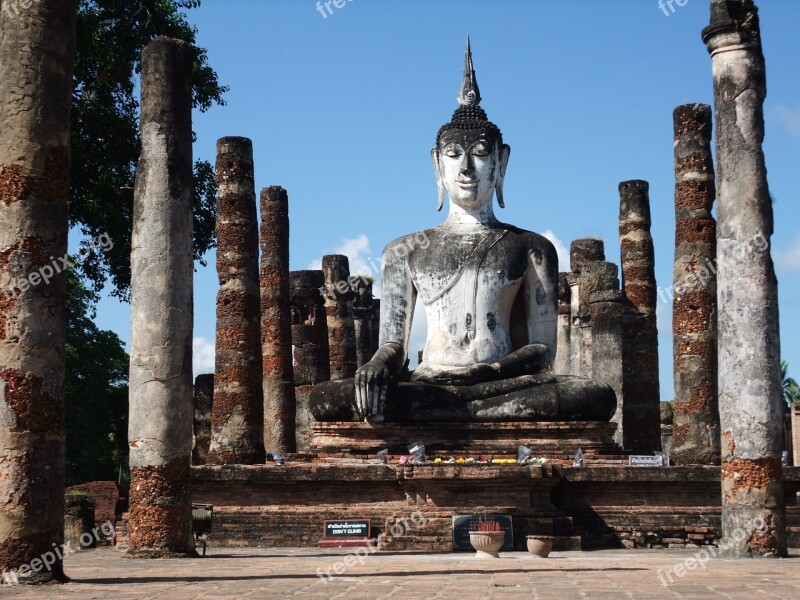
[290,270,329,451]
[208,137,265,465]
[322,255,358,380]
[352,277,376,368]
[0,0,76,582]
[703,0,785,557]
[128,37,195,556]
[619,180,661,453]
[554,273,572,374]
[672,103,720,466]
[260,186,296,453]
[584,263,624,445]
[569,239,604,377]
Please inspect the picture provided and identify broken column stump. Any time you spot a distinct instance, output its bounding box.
[322,255,358,381]
[290,270,329,451]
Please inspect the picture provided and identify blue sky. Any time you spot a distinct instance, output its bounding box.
[89,0,800,401]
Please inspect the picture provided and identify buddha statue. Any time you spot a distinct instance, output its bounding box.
[310,39,616,424]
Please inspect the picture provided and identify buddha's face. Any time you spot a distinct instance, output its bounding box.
[435,128,506,211]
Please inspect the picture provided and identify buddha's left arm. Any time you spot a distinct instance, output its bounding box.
[492,239,558,378]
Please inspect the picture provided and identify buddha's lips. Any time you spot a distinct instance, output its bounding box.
[457,180,479,188]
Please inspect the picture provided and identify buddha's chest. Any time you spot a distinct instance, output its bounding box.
[408,231,529,312]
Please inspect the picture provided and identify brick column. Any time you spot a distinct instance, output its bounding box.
[290,270,329,451]
[208,137,265,465]
[671,103,720,466]
[619,180,661,453]
[322,255,357,380]
[260,186,296,453]
[570,239,605,377]
[352,277,376,368]
[192,374,214,465]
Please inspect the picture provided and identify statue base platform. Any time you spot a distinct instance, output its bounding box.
[189,463,800,551]
[310,420,620,458]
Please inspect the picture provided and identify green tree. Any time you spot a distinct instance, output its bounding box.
[65,272,130,486]
[782,360,800,407]
[71,0,225,301]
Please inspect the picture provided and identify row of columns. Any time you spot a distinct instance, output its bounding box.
[0,0,785,573]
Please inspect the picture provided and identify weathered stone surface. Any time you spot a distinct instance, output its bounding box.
[192,374,214,465]
[703,0,785,557]
[352,277,377,368]
[260,186,296,453]
[619,180,661,454]
[570,239,605,378]
[0,0,75,582]
[311,373,616,423]
[128,37,196,556]
[322,254,357,381]
[570,238,605,275]
[209,137,265,465]
[290,270,329,451]
[554,272,572,375]
[671,104,720,466]
[588,268,624,446]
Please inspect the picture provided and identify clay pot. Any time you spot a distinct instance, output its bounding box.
[469,531,505,558]
[526,535,554,558]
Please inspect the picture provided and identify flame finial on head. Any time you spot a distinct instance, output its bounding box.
[458,35,481,106]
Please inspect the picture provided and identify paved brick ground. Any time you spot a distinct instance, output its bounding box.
[2,547,799,599]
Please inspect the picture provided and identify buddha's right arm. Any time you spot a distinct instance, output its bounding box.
[354,238,418,417]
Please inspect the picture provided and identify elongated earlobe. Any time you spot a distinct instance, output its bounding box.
[495,144,510,209]
[431,148,445,211]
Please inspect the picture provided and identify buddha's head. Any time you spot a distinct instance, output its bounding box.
[432,38,510,213]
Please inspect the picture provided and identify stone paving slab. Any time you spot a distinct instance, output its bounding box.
[1,547,799,599]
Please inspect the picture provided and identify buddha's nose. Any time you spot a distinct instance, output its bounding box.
[460,153,475,175]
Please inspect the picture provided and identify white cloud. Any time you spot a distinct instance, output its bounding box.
[775,236,800,271]
[193,336,215,378]
[541,229,571,273]
[770,105,800,137]
[308,234,383,296]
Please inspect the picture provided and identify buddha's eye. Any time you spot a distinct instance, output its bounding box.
[471,143,490,157]
[443,143,462,158]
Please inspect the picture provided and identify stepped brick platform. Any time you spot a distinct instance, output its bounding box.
[191,462,573,551]
[310,420,622,458]
[191,462,800,551]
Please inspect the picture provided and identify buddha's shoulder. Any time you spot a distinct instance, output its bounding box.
[500,225,558,260]
[382,229,438,255]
